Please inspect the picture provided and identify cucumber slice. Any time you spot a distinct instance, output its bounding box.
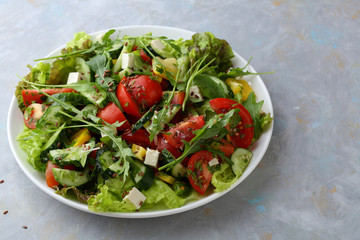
[131,160,154,190]
[171,163,186,178]
[231,148,252,176]
[75,57,91,82]
[52,168,89,187]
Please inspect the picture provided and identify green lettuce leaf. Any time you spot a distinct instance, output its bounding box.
[186,32,234,72]
[55,186,90,203]
[141,179,187,209]
[17,128,49,171]
[88,185,137,212]
[211,163,237,192]
[48,57,76,85]
[15,62,51,111]
[66,31,92,50]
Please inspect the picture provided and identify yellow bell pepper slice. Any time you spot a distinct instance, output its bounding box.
[132,144,146,161]
[152,57,177,80]
[70,128,91,147]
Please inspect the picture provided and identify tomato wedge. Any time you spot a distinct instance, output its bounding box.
[209,98,254,149]
[156,136,183,158]
[163,116,205,149]
[187,151,214,195]
[23,103,48,129]
[97,102,130,131]
[128,75,163,109]
[171,91,185,105]
[140,49,152,64]
[122,129,156,149]
[22,88,76,107]
[219,139,235,157]
[116,80,141,117]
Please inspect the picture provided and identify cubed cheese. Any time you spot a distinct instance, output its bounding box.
[123,187,147,209]
[150,39,165,51]
[67,72,80,84]
[144,148,160,167]
[122,53,134,69]
[189,85,204,101]
[208,158,219,167]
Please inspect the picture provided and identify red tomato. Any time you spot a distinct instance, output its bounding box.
[209,98,254,149]
[140,49,152,64]
[45,162,77,188]
[156,137,183,158]
[128,75,163,109]
[23,103,48,129]
[122,129,156,149]
[219,139,235,157]
[163,116,205,148]
[171,91,185,105]
[22,88,76,107]
[187,151,214,195]
[160,79,169,91]
[46,161,59,188]
[97,102,130,131]
[116,80,141,117]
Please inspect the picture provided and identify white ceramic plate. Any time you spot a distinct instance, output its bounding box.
[7,25,273,218]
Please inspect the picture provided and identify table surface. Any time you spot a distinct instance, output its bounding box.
[1,0,359,239]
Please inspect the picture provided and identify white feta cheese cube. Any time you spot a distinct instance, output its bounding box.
[144,148,160,167]
[208,158,219,167]
[124,187,147,209]
[122,52,134,69]
[150,39,165,51]
[189,85,204,101]
[67,72,80,84]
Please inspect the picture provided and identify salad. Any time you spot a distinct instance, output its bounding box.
[15,30,272,212]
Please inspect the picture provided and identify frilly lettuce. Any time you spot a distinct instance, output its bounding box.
[185,32,234,72]
[66,31,93,50]
[17,127,49,171]
[141,179,188,209]
[212,156,250,192]
[88,185,137,212]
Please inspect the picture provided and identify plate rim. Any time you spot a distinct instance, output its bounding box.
[7,25,274,218]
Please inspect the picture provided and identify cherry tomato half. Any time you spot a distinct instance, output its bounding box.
[163,116,205,149]
[116,80,141,117]
[23,103,48,129]
[187,150,214,195]
[97,102,130,131]
[209,98,254,149]
[128,75,163,109]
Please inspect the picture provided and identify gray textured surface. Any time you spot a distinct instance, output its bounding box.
[1,0,360,239]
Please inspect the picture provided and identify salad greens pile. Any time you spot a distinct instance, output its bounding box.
[15,30,272,212]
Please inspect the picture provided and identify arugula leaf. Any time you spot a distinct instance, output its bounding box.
[218,57,274,80]
[193,74,230,99]
[243,92,273,139]
[87,53,122,111]
[46,92,91,106]
[158,109,240,170]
